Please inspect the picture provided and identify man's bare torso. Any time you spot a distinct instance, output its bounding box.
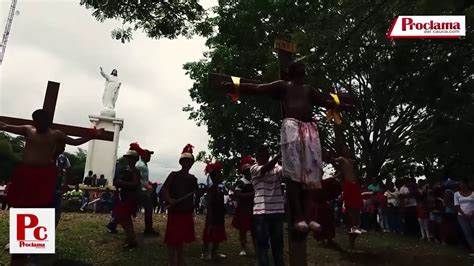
[281,82,314,122]
[23,126,60,166]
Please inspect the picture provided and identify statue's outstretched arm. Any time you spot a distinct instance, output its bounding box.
[100,67,110,81]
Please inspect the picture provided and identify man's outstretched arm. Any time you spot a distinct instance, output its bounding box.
[258,153,282,177]
[311,89,355,111]
[0,121,28,136]
[58,128,105,146]
[222,80,284,98]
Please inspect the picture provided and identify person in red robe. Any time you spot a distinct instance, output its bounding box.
[162,144,198,266]
[201,161,227,261]
[113,146,141,250]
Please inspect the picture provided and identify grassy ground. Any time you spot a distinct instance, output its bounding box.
[0,211,472,266]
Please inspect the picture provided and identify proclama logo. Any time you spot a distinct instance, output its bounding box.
[19,242,46,248]
[387,16,466,39]
[10,208,55,254]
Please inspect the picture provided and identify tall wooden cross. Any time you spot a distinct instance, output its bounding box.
[208,38,356,266]
[0,81,114,141]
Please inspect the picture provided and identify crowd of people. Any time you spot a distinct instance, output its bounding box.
[332,176,474,255]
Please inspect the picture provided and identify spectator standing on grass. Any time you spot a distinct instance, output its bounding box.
[400,178,419,237]
[441,188,458,245]
[454,177,474,256]
[250,146,285,266]
[385,181,401,233]
[376,183,389,232]
[0,181,6,210]
[416,195,431,241]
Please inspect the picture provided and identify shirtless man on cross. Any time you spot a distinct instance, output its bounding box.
[0,109,103,266]
[221,61,354,232]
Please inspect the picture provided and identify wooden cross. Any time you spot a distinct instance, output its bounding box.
[208,38,356,266]
[0,81,114,141]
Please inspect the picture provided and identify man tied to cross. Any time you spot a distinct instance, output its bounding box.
[221,61,354,232]
[0,109,104,266]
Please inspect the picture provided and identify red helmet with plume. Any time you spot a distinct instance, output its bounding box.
[180,144,194,159]
[240,155,254,171]
[129,142,154,157]
[205,161,223,175]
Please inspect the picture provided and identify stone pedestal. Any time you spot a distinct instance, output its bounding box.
[84,115,123,187]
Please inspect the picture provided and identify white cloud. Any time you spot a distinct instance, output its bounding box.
[0,0,216,183]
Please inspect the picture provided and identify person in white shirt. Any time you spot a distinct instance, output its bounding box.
[454,177,474,256]
[384,181,401,233]
[250,145,284,266]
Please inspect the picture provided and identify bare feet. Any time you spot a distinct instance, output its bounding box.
[294,221,309,232]
[309,221,322,232]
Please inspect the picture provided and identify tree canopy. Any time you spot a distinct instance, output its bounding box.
[80,0,207,42]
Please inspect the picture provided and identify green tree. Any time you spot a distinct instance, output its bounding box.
[65,148,88,184]
[80,0,207,42]
[0,133,23,182]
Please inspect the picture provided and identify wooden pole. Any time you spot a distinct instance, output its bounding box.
[273,38,308,266]
[42,81,60,122]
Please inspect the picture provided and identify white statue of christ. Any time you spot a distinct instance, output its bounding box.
[100,67,121,110]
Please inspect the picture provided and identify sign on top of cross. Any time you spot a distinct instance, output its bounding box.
[0,81,114,141]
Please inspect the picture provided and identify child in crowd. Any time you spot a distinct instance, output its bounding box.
[384,181,401,233]
[416,195,431,241]
[338,146,365,250]
[162,144,199,266]
[202,161,227,261]
[113,147,141,250]
[232,155,256,256]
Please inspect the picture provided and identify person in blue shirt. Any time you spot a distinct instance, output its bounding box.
[131,143,159,236]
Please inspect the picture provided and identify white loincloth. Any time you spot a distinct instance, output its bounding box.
[281,118,322,190]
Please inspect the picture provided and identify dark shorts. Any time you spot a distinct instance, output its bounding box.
[232,207,253,232]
